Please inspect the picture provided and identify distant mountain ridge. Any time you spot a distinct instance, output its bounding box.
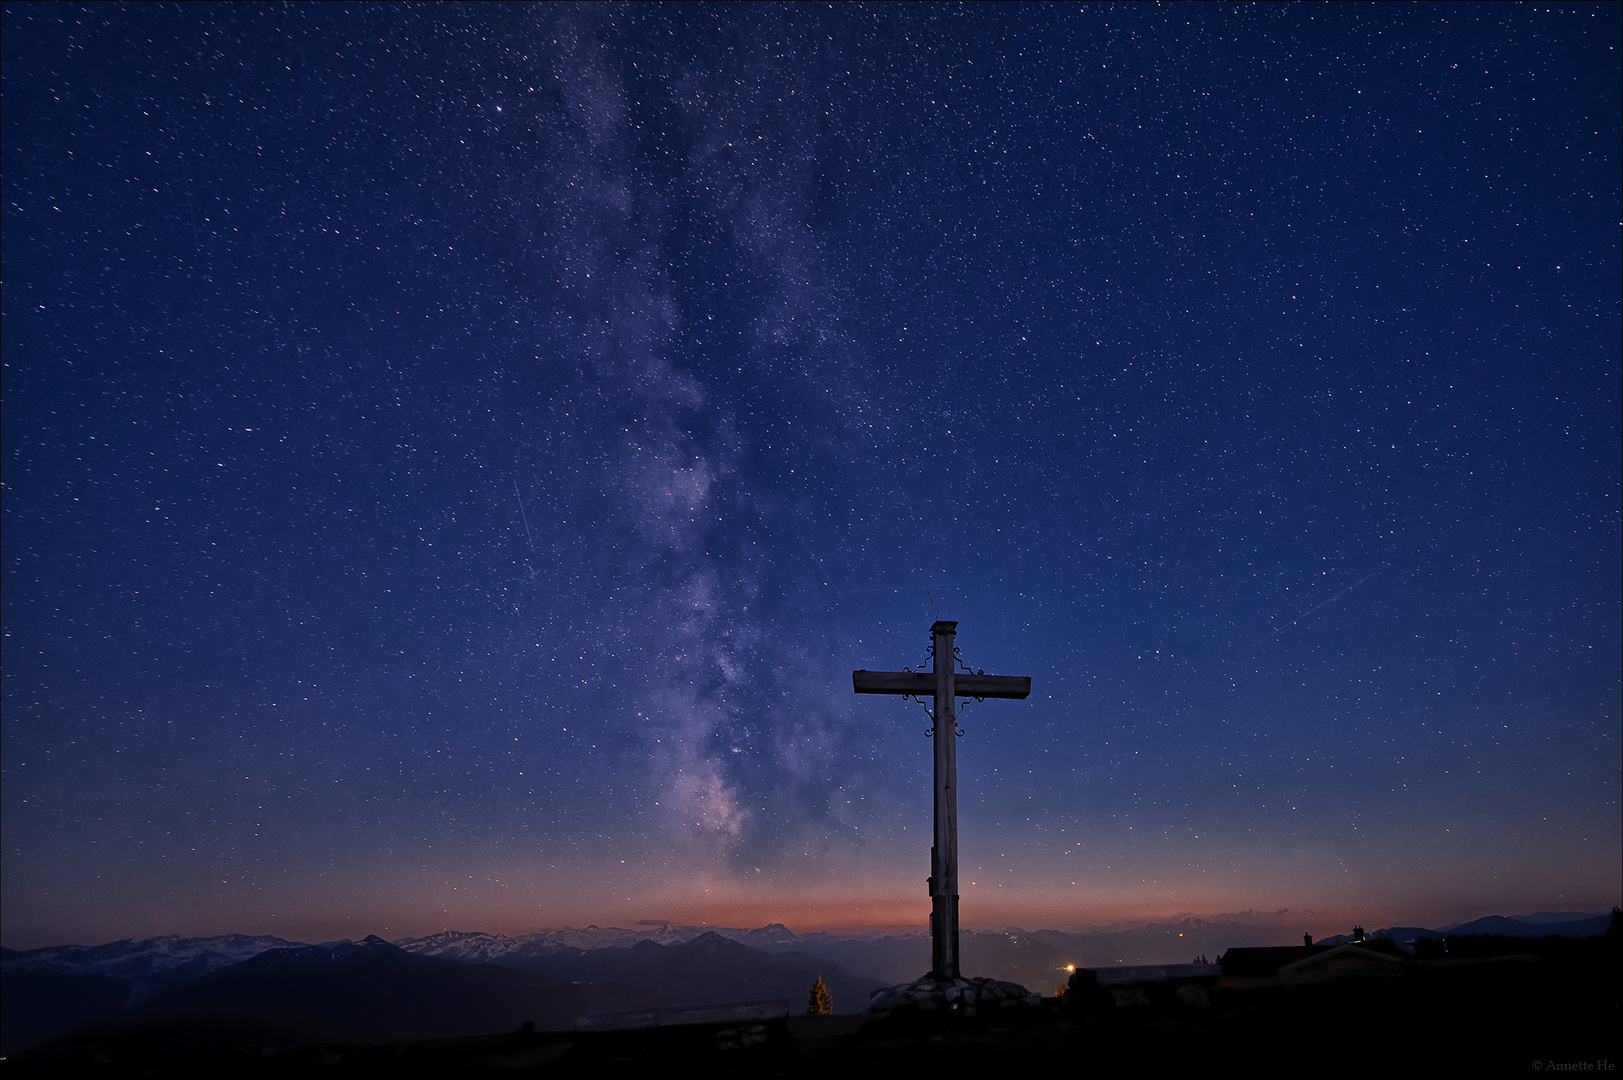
[1,927,886,1056]
[4,909,1611,1057]
[6,909,1612,981]
[0,933,300,980]
[4,934,669,1058]
[1435,913,1612,938]
[139,934,667,1040]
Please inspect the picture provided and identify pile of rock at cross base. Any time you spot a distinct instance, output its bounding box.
[864,974,1045,1024]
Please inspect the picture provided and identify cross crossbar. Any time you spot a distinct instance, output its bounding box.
[852,670,1032,699]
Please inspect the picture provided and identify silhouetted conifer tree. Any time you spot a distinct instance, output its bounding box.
[807,975,833,1016]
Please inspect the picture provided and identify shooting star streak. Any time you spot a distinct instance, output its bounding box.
[1252,570,1380,648]
[791,528,844,601]
[513,480,535,552]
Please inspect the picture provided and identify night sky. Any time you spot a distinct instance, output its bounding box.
[3,3,1618,951]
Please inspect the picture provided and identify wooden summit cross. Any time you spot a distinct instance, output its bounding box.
[853,620,1031,981]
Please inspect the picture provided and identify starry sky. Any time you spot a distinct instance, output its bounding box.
[3,3,1618,950]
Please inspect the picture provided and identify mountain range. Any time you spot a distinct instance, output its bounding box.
[1,928,886,1057]
[3,910,1611,1057]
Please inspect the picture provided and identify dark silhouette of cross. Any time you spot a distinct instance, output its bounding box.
[853,620,1031,980]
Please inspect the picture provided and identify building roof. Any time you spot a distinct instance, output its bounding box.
[1218,946,1326,979]
[1276,943,1404,976]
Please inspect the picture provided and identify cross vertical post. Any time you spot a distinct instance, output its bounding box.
[929,619,961,981]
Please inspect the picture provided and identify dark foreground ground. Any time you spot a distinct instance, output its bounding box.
[5,953,1616,1077]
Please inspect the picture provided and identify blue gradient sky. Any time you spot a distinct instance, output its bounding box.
[3,2,1617,949]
